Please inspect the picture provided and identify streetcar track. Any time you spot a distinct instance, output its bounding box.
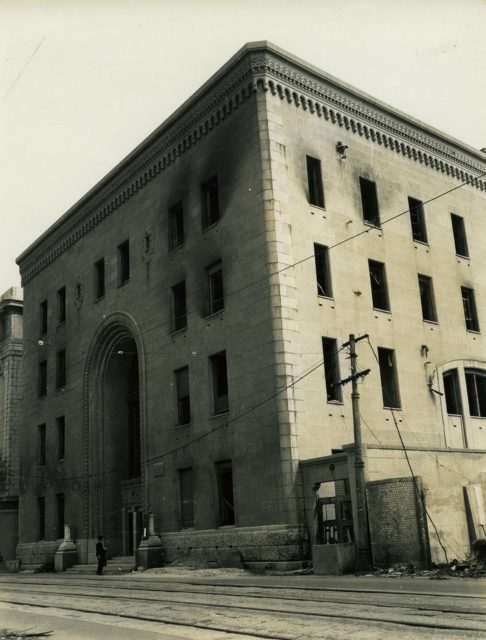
[0,583,483,617]
[0,588,484,633]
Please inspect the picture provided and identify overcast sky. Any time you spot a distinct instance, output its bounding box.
[1,0,485,294]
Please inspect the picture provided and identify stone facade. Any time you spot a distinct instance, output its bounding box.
[0,287,23,564]
[15,42,486,569]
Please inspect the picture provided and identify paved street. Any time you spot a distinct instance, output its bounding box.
[0,571,485,640]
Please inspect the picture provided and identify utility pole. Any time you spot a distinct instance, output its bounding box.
[340,333,371,570]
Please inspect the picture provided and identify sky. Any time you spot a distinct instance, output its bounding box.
[1,0,485,293]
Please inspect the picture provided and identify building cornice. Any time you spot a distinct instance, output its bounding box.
[17,42,486,285]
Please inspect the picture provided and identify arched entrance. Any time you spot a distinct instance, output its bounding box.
[82,314,146,561]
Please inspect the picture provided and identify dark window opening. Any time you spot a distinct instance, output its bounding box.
[306,156,325,208]
[378,347,401,409]
[95,258,105,299]
[314,243,332,297]
[57,287,66,324]
[408,197,428,243]
[40,300,48,336]
[56,493,64,539]
[418,274,437,322]
[451,214,469,258]
[322,337,342,402]
[211,351,228,415]
[38,424,46,466]
[118,240,130,284]
[443,369,462,415]
[216,460,235,526]
[359,177,380,225]
[169,201,185,251]
[175,366,190,425]
[369,260,390,311]
[56,349,66,388]
[465,369,486,418]
[207,261,224,314]
[201,175,220,229]
[57,416,65,461]
[172,281,187,331]
[127,356,141,479]
[39,360,47,397]
[38,497,45,541]
[179,468,194,528]
[462,286,480,332]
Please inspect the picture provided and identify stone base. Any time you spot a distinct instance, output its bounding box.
[54,545,78,572]
[312,543,355,575]
[136,535,164,570]
[16,541,60,571]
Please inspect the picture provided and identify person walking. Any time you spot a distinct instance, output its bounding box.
[96,535,107,575]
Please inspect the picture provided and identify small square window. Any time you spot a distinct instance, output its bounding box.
[408,197,428,243]
[207,261,224,315]
[201,176,220,229]
[359,177,380,226]
[451,214,469,258]
[418,274,437,322]
[168,202,185,251]
[368,260,390,311]
[461,286,480,332]
[306,156,325,208]
[94,258,105,299]
[210,351,228,415]
[175,366,190,426]
[118,240,130,284]
[57,287,66,324]
[378,347,401,409]
[314,244,332,297]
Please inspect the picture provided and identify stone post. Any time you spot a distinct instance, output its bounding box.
[54,524,79,572]
[136,511,164,570]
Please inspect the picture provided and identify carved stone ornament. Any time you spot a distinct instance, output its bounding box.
[142,226,155,264]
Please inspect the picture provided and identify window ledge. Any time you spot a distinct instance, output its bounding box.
[118,279,130,289]
[383,406,402,411]
[168,244,185,256]
[217,524,235,529]
[466,329,481,335]
[94,295,105,304]
[317,294,334,301]
[174,422,191,429]
[413,240,429,248]
[210,411,229,420]
[423,319,439,326]
[202,219,222,233]
[308,204,326,212]
[471,416,486,421]
[327,400,344,406]
[363,220,381,230]
[205,309,224,321]
[170,327,187,338]
[456,253,470,260]
[372,307,391,314]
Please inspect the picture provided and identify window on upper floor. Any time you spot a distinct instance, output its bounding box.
[39,360,47,397]
[451,214,469,258]
[378,347,401,409]
[201,175,220,229]
[57,416,65,461]
[40,300,48,336]
[171,281,187,332]
[322,337,342,402]
[418,274,437,322]
[368,260,390,311]
[175,366,190,426]
[306,156,325,208]
[179,468,195,528]
[314,243,332,297]
[38,424,46,466]
[461,286,480,332]
[57,287,66,324]
[56,349,66,389]
[408,197,428,243]
[443,369,462,415]
[216,460,235,526]
[210,351,229,415]
[94,258,105,299]
[118,240,130,285]
[168,201,185,251]
[359,177,380,226]
[207,261,224,315]
[465,369,486,418]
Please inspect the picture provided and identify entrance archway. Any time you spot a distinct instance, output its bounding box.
[82,313,146,560]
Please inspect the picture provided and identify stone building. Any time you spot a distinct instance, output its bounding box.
[16,42,486,571]
[0,287,23,564]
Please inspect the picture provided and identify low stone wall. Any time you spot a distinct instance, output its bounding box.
[16,540,60,571]
[159,524,307,565]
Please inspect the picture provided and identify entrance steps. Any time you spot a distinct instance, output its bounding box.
[65,555,137,575]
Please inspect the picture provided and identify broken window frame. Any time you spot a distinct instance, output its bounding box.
[175,366,191,426]
[408,197,428,243]
[461,286,480,332]
[168,201,185,251]
[465,368,486,418]
[368,260,390,311]
[216,460,235,526]
[418,274,437,322]
[210,351,229,415]
[171,280,187,332]
[378,347,401,409]
[359,177,380,226]
[306,156,325,208]
[451,213,469,258]
[443,369,462,415]
[207,261,224,315]
[322,337,342,403]
[314,243,332,298]
[201,175,220,229]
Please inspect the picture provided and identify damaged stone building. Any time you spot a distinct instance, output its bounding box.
[16,42,486,572]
